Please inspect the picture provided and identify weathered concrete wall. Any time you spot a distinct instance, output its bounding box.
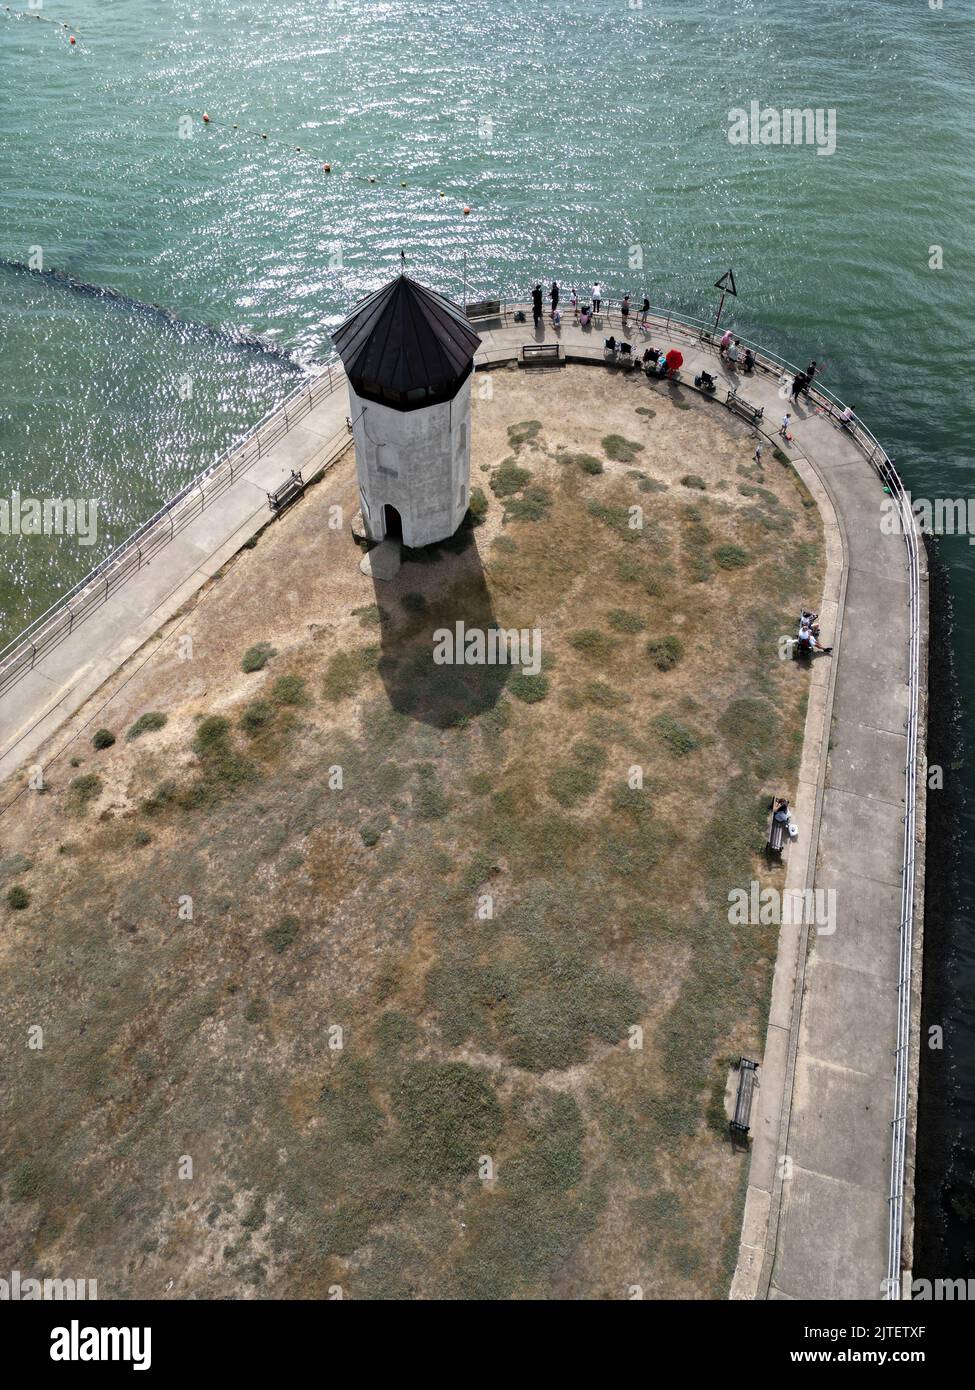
[349,378,471,548]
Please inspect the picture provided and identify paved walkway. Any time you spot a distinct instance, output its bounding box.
[0,308,926,1299]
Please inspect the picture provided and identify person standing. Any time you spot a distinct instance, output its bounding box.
[780,412,792,440]
[726,337,741,367]
[790,371,807,402]
[532,283,543,327]
[621,293,631,329]
[550,281,559,317]
[640,295,650,328]
[719,327,733,358]
[592,282,602,315]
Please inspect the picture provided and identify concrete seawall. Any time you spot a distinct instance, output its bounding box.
[0,305,927,1300]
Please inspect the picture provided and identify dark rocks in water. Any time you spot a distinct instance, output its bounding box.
[0,257,306,372]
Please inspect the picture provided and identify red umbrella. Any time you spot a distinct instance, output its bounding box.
[665,348,684,371]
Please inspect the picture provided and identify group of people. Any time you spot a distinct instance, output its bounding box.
[718,328,755,373]
[530,280,651,330]
[796,609,832,657]
[789,360,820,402]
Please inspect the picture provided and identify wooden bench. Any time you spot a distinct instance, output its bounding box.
[267,470,305,513]
[465,299,501,321]
[730,1058,759,1141]
[520,343,561,367]
[726,389,764,426]
[766,797,789,859]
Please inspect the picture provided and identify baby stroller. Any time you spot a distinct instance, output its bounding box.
[694,370,717,394]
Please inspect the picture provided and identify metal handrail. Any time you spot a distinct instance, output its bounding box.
[0,359,345,678]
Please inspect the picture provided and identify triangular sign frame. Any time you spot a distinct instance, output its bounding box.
[714,268,737,296]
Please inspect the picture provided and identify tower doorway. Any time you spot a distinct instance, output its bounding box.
[382,504,403,541]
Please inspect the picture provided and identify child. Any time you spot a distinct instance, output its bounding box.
[780,412,792,441]
[754,442,763,466]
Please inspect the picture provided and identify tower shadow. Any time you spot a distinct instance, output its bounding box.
[370,523,509,729]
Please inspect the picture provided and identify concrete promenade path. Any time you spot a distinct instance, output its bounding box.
[0,306,925,1300]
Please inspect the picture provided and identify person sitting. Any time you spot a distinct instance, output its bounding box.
[839,405,855,431]
[657,353,668,376]
[695,370,716,392]
[604,335,617,355]
[742,348,755,373]
[579,305,591,327]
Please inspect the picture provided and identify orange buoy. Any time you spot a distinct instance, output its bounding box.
[202,112,210,123]
[69,35,76,44]
[323,163,331,172]
[463,206,471,215]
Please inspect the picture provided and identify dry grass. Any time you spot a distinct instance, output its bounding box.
[0,366,823,1300]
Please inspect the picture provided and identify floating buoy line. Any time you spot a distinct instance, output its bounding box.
[198,112,473,216]
[2,5,78,43]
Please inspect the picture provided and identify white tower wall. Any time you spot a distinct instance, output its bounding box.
[350,376,472,549]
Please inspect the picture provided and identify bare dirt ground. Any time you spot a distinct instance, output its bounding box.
[0,364,824,1299]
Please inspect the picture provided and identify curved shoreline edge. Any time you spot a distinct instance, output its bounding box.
[0,308,927,1300]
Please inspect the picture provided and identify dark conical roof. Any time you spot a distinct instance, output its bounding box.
[331,274,481,410]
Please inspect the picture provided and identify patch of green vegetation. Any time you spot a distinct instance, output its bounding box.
[264,916,299,953]
[608,609,645,634]
[184,716,257,807]
[714,543,750,569]
[467,486,489,525]
[646,635,684,671]
[773,446,791,465]
[588,500,638,539]
[241,642,276,673]
[7,884,30,910]
[652,713,702,757]
[509,672,549,703]
[10,1157,44,1200]
[323,645,379,702]
[507,420,542,450]
[467,771,492,795]
[491,460,533,498]
[67,773,102,814]
[240,700,274,735]
[126,711,167,741]
[492,534,518,555]
[557,450,604,475]
[393,1062,502,1182]
[352,603,388,627]
[680,474,706,490]
[548,764,600,807]
[359,813,390,846]
[270,674,307,706]
[570,629,618,664]
[602,434,644,463]
[635,406,656,417]
[584,680,631,708]
[504,485,552,522]
[638,477,668,493]
[243,998,269,1025]
[718,697,779,780]
[141,778,178,816]
[92,728,116,750]
[681,504,713,584]
[401,592,428,615]
[413,767,449,820]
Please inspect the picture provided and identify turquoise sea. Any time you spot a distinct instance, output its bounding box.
[1,0,974,1268]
